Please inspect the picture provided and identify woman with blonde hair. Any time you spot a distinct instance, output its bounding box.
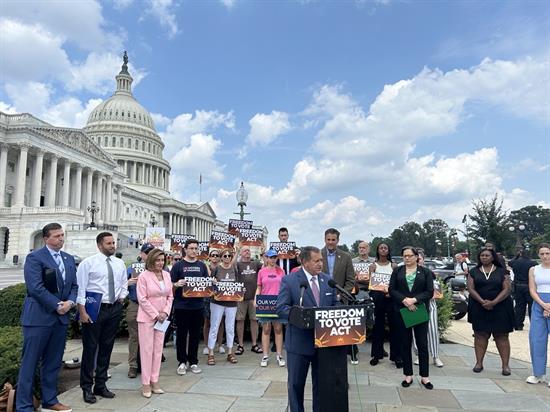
[137,249,174,398]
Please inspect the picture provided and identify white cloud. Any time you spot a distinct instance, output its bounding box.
[220,0,236,8]
[170,133,224,181]
[2,0,120,51]
[241,111,292,157]
[145,0,179,39]
[4,81,102,128]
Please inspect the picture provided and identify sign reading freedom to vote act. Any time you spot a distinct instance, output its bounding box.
[213,281,245,302]
[269,242,297,259]
[369,271,392,292]
[170,234,196,252]
[314,307,366,348]
[209,231,236,250]
[182,276,214,298]
[353,262,371,282]
[129,262,145,278]
[228,219,253,236]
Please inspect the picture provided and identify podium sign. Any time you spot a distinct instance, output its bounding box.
[314,307,367,348]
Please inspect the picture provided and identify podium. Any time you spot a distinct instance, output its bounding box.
[289,305,370,412]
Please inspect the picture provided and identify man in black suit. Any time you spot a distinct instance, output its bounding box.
[276,246,337,412]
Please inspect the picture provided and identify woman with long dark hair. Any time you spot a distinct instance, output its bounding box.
[368,243,401,367]
[467,247,514,375]
[389,246,434,389]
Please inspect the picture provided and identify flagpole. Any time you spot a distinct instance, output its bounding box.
[199,173,202,202]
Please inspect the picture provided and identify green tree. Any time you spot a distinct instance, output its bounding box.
[509,205,550,251]
[390,221,424,252]
[338,244,350,253]
[422,219,450,257]
[467,194,514,255]
[350,240,363,256]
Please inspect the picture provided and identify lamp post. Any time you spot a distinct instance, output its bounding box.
[446,229,457,258]
[509,223,527,253]
[87,201,100,228]
[234,181,251,220]
[149,214,157,227]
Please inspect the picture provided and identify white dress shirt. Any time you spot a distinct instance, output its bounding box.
[76,252,128,305]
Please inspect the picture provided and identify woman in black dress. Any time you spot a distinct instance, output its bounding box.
[467,248,514,375]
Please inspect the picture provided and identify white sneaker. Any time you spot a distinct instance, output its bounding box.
[202,346,209,355]
[260,356,269,367]
[218,345,226,354]
[177,363,187,375]
[434,357,444,368]
[414,357,419,365]
[350,358,359,365]
[277,356,286,367]
[189,364,202,374]
[526,375,543,384]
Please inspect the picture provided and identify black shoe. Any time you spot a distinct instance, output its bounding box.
[83,390,97,404]
[421,380,434,390]
[515,326,524,331]
[93,387,116,398]
[369,358,379,366]
[401,379,413,388]
[395,360,404,369]
[161,354,166,362]
[383,350,389,358]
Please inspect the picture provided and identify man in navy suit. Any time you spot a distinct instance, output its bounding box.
[277,246,337,412]
[17,223,78,412]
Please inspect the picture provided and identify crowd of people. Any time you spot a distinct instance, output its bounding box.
[15,222,550,412]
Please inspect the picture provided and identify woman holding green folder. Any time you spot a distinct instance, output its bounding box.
[389,246,435,389]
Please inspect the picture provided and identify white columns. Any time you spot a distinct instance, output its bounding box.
[14,144,30,206]
[168,213,173,234]
[30,149,44,207]
[61,159,71,207]
[132,161,137,184]
[140,162,145,185]
[95,172,103,222]
[46,155,58,207]
[85,168,93,222]
[154,167,158,186]
[105,176,112,222]
[0,144,8,207]
[116,185,122,221]
[74,165,82,209]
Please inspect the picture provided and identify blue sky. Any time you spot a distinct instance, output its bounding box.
[1,0,549,247]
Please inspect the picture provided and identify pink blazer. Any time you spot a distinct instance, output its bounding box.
[136,270,174,323]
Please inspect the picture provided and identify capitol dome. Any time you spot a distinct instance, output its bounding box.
[84,52,171,197]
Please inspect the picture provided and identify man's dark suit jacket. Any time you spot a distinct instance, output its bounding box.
[276,269,337,356]
[321,247,355,293]
[388,265,434,311]
[21,246,78,326]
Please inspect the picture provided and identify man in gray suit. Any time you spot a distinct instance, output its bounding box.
[321,227,358,364]
[321,228,355,295]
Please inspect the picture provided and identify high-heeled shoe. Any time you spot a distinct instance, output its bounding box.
[151,382,164,394]
[142,384,152,398]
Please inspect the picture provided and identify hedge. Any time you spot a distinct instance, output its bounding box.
[0,284,26,327]
[0,326,22,385]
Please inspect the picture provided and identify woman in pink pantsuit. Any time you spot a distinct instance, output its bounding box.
[137,249,174,398]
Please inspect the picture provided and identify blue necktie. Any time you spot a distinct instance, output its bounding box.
[53,253,65,282]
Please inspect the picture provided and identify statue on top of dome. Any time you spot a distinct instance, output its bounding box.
[121,51,129,74]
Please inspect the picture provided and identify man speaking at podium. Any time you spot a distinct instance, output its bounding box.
[277,246,338,412]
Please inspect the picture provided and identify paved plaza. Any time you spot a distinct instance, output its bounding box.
[57,332,550,412]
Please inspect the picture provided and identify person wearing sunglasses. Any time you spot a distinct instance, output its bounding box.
[202,250,226,355]
[207,248,241,365]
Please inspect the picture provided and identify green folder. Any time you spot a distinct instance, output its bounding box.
[400,302,429,328]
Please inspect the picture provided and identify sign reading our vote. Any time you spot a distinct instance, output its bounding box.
[255,294,278,319]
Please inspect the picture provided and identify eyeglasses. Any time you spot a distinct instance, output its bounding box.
[174,258,181,261]
[222,254,232,258]
[210,254,219,258]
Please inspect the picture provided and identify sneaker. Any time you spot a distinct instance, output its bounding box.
[526,375,543,384]
[189,364,202,374]
[218,345,226,354]
[350,359,359,365]
[260,356,269,367]
[434,357,444,368]
[414,357,419,365]
[277,356,286,367]
[176,363,187,375]
[202,346,209,355]
[127,367,138,378]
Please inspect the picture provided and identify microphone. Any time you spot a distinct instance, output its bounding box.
[299,280,309,306]
[328,279,356,303]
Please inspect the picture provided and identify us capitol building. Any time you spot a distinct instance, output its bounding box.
[0,53,222,264]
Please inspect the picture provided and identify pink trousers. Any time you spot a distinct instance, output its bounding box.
[138,321,165,385]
